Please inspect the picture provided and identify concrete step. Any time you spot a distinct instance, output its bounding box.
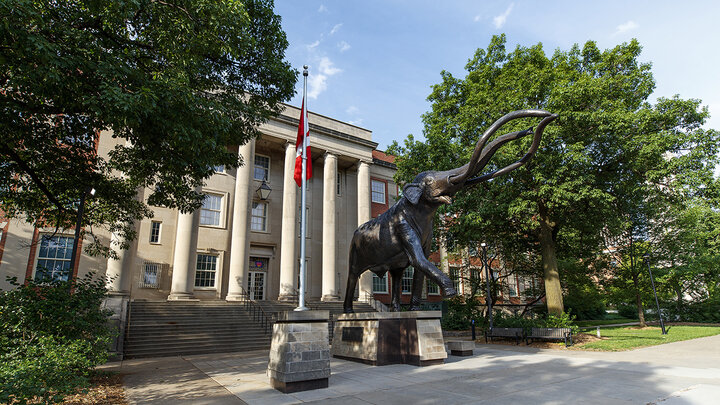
[124,343,271,358]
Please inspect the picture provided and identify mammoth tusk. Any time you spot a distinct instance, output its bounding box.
[464,113,558,186]
[449,109,556,185]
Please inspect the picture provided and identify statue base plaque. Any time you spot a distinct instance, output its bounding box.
[331,311,446,366]
[267,310,330,393]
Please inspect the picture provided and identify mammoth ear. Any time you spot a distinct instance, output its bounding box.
[403,183,423,205]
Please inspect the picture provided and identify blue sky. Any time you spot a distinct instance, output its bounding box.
[274,1,720,152]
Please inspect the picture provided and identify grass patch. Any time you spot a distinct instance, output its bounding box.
[575,318,637,327]
[577,325,720,351]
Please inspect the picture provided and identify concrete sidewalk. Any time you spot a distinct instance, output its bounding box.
[107,334,720,404]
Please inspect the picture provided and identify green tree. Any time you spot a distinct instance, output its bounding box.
[389,35,719,315]
[1,0,296,256]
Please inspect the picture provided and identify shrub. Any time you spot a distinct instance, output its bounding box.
[543,312,579,335]
[664,299,720,323]
[617,304,640,320]
[0,274,114,404]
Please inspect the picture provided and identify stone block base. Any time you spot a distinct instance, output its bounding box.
[331,311,446,366]
[447,340,475,356]
[270,377,329,393]
[267,310,331,393]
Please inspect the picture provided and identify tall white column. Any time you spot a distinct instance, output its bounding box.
[321,152,339,301]
[168,195,201,301]
[278,142,298,300]
[357,160,373,299]
[226,139,255,301]
[106,228,137,295]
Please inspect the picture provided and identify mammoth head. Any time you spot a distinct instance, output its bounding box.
[402,109,558,206]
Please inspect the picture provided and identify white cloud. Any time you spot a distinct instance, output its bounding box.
[318,5,328,13]
[493,3,514,29]
[349,119,364,126]
[615,20,639,35]
[473,15,482,22]
[330,23,343,35]
[346,106,359,114]
[307,57,342,99]
[338,41,351,52]
[307,40,320,50]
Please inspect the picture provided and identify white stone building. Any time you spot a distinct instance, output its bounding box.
[0,103,398,305]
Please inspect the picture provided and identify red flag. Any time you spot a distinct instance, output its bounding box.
[294,98,311,187]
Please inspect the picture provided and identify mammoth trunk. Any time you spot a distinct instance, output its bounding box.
[538,204,564,316]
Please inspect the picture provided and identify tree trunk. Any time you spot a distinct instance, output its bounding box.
[538,203,564,316]
[631,272,646,327]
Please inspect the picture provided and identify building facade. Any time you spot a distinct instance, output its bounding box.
[0,103,398,305]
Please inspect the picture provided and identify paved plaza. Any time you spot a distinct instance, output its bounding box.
[110,333,720,404]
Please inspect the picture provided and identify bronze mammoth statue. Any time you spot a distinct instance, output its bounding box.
[343,109,558,313]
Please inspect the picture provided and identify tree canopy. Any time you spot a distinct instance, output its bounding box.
[389,35,719,315]
[1,0,296,255]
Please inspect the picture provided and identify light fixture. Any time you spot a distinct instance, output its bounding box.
[256,180,272,200]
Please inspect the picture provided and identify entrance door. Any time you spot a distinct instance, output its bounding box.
[247,271,266,300]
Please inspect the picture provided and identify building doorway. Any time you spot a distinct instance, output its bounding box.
[248,256,268,300]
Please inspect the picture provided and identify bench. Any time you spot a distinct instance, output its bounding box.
[446,340,475,356]
[485,327,524,345]
[526,327,573,347]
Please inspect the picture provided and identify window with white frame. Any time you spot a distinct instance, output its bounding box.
[200,194,222,226]
[371,179,386,204]
[194,254,217,288]
[449,267,461,293]
[213,165,224,174]
[251,201,268,232]
[401,267,414,294]
[254,154,270,181]
[507,273,518,297]
[35,235,74,281]
[372,273,388,293]
[149,221,161,244]
[427,279,439,295]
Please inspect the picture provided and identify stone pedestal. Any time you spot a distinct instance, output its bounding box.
[331,311,447,366]
[446,340,475,356]
[267,310,330,393]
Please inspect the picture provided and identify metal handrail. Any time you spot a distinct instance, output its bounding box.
[238,285,273,334]
[362,291,389,312]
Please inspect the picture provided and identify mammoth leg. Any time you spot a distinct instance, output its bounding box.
[389,268,403,312]
[343,269,359,313]
[409,270,425,311]
[399,222,457,298]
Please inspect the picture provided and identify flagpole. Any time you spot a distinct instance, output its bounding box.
[296,65,309,311]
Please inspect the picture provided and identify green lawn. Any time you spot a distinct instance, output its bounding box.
[578,325,720,351]
[575,318,638,327]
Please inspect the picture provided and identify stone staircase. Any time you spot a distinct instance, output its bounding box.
[123,300,376,359]
[123,301,271,359]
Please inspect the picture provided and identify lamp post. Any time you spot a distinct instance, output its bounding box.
[481,242,493,330]
[68,186,95,283]
[644,253,666,335]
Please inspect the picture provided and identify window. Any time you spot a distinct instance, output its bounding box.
[149,221,161,244]
[251,202,268,232]
[200,194,222,226]
[427,280,439,295]
[194,254,217,288]
[449,267,461,293]
[372,273,388,293]
[35,235,74,281]
[254,154,270,181]
[371,180,386,204]
[401,267,414,294]
[140,261,165,288]
[337,171,344,196]
[213,165,224,174]
[508,274,518,297]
